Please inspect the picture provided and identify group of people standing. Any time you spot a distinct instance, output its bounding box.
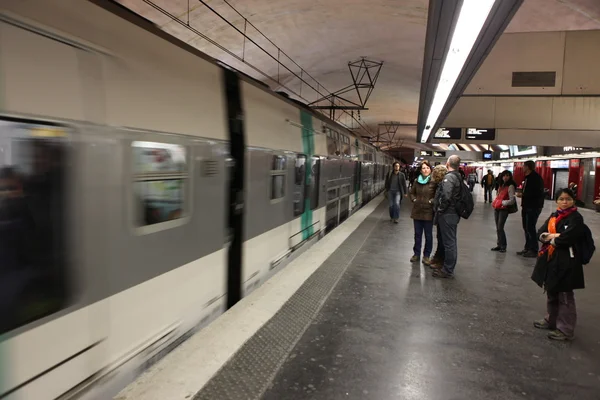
[384,158,591,341]
[385,155,464,279]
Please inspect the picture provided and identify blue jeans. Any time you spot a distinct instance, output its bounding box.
[413,219,434,257]
[439,213,460,275]
[522,207,542,252]
[388,190,401,219]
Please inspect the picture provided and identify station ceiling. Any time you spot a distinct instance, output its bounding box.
[116,0,600,150]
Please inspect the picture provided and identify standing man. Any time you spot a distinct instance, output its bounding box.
[516,160,545,257]
[433,155,462,279]
[481,170,495,203]
[385,162,407,224]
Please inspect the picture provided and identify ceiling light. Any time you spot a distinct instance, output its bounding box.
[498,145,509,150]
[420,0,497,143]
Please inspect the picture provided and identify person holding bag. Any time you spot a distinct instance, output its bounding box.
[491,170,517,253]
[531,188,586,341]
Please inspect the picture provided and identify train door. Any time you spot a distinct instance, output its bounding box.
[0,119,105,399]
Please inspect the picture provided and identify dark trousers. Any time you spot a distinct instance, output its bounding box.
[438,213,460,275]
[413,219,434,258]
[546,291,577,337]
[484,186,493,202]
[434,224,445,260]
[494,209,509,249]
[522,207,542,252]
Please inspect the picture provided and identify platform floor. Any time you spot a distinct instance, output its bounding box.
[194,189,600,400]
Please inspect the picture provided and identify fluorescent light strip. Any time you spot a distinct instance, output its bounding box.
[421,0,497,143]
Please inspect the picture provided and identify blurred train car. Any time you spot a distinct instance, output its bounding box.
[0,1,394,398]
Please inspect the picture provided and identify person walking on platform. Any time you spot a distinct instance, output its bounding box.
[432,155,462,279]
[481,169,495,203]
[409,160,437,265]
[467,171,477,192]
[516,160,545,258]
[384,162,407,224]
[491,170,517,253]
[531,188,586,341]
[429,165,448,269]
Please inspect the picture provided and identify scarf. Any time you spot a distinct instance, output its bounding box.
[417,174,431,184]
[538,206,577,260]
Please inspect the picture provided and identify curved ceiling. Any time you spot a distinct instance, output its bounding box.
[116,0,600,150]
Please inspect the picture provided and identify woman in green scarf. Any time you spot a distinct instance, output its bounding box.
[409,160,438,265]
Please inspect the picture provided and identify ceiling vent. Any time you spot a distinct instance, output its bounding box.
[511,71,556,87]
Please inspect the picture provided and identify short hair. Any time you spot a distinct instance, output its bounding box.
[555,188,576,201]
[447,155,461,170]
[524,160,535,171]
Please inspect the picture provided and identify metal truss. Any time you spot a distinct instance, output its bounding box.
[309,58,383,120]
[369,122,416,150]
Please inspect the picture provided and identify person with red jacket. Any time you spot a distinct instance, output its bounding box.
[491,170,517,253]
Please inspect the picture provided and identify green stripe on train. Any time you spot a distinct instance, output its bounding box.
[300,111,314,240]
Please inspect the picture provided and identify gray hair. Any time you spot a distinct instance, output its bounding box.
[447,155,461,170]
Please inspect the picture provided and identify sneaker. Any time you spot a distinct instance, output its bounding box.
[491,246,502,251]
[533,319,552,330]
[548,330,573,341]
[410,255,419,263]
[393,219,399,224]
[432,269,454,279]
[422,257,431,266]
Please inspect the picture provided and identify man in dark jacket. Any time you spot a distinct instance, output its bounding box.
[384,162,407,223]
[432,155,462,279]
[481,170,495,203]
[517,160,545,257]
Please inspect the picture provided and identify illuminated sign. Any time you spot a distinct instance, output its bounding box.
[563,146,583,152]
[550,160,570,169]
[434,128,461,140]
[433,151,446,157]
[483,151,493,160]
[466,128,496,140]
[420,150,433,156]
[499,151,510,159]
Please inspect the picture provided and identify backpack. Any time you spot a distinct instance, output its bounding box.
[455,175,474,219]
[576,223,596,265]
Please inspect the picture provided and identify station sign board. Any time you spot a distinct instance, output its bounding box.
[550,159,570,169]
[466,128,496,140]
[434,128,462,140]
[433,151,446,157]
[482,151,493,160]
[420,150,433,156]
[499,151,510,159]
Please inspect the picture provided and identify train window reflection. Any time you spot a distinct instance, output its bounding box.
[0,120,70,335]
[132,141,188,227]
[293,155,306,216]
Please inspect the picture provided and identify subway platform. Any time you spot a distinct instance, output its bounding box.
[117,189,600,400]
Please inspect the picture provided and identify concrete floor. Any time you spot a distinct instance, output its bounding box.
[262,188,600,400]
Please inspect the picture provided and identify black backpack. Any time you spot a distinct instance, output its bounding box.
[455,176,474,219]
[576,223,596,265]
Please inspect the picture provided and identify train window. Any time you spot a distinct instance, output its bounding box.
[293,155,307,216]
[0,120,70,335]
[309,156,320,210]
[132,141,188,227]
[270,155,286,201]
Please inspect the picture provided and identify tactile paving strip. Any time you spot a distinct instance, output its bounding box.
[193,202,385,400]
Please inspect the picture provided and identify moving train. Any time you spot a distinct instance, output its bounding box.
[0,1,395,398]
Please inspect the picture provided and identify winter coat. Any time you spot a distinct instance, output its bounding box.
[531,210,586,293]
[409,178,437,221]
